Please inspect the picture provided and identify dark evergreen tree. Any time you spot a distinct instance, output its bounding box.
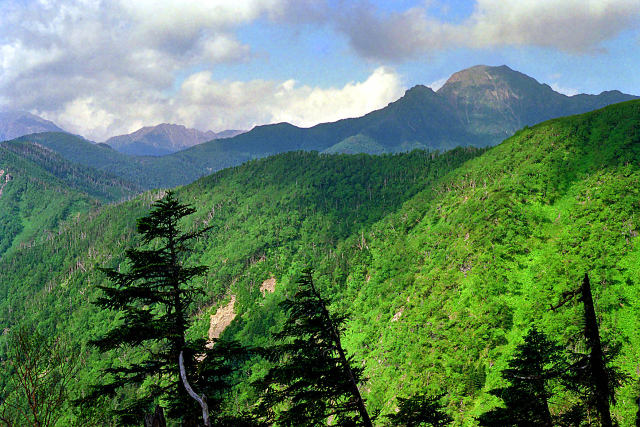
[387,393,452,426]
[254,270,372,426]
[478,327,564,427]
[560,273,625,427]
[86,191,211,423]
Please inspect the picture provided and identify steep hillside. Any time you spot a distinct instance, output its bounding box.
[2,101,640,424]
[1,139,140,200]
[323,100,640,423]
[105,123,245,156]
[0,138,140,258]
[0,148,484,423]
[0,111,65,141]
[0,145,101,257]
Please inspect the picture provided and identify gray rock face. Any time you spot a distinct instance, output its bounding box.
[0,111,65,142]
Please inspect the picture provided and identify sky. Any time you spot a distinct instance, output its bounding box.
[1,0,640,142]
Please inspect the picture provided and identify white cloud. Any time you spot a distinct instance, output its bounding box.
[172,67,403,132]
[0,0,304,139]
[4,0,635,141]
[28,67,402,141]
[336,0,640,60]
[550,83,579,96]
[427,77,448,91]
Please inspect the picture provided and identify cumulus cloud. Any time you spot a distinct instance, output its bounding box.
[336,0,640,61]
[28,67,402,141]
[4,0,636,141]
[550,83,579,96]
[172,66,403,132]
[0,0,308,140]
[427,77,448,91]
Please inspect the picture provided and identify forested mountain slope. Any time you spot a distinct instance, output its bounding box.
[0,140,138,258]
[0,148,482,423]
[322,99,640,423]
[2,100,640,424]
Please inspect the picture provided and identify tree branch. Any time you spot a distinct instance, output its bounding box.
[178,351,210,427]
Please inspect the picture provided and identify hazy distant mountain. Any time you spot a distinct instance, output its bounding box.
[105,123,245,156]
[0,111,65,141]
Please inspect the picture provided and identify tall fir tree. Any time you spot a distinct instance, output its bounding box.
[87,191,211,424]
[479,327,565,427]
[254,270,372,426]
[560,273,625,426]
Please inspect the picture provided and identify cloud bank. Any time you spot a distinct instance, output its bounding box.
[337,0,640,61]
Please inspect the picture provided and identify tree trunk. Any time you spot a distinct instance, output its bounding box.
[580,273,612,427]
[144,405,166,427]
[310,280,373,427]
[179,351,210,427]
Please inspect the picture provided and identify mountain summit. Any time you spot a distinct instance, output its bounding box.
[437,65,636,143]
[11,65,637,189]
[0,111,65,142]
[105,123,245,156]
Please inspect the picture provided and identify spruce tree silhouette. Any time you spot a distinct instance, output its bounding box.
[254,270,372,426]
[87,191,211,424]
[479,327,564,426]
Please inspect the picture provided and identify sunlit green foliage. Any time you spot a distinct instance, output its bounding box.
[0,148,479,423]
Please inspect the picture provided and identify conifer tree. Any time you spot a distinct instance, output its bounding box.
[560,273,625,426]
[387,393,452,426]
[479,327,564,427]
[87,191,211,423]
[254,270,372,426]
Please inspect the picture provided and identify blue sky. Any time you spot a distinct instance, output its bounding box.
[1,0,639,141]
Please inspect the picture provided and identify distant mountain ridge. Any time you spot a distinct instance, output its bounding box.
[0,111,65,141]
[105,123,245,156]
[9,65,637,189]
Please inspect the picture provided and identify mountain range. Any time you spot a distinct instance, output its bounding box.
[3,65,636,191]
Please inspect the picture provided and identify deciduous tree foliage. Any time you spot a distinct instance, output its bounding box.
[0,327,76,427]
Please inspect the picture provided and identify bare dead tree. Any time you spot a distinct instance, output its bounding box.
[179,351,210,427]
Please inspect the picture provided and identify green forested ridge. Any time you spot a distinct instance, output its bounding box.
[0,148,480,423]
[1,100,640,424]
[0,140,138,259]
[321,100,640,423]
[1,139,140,200]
